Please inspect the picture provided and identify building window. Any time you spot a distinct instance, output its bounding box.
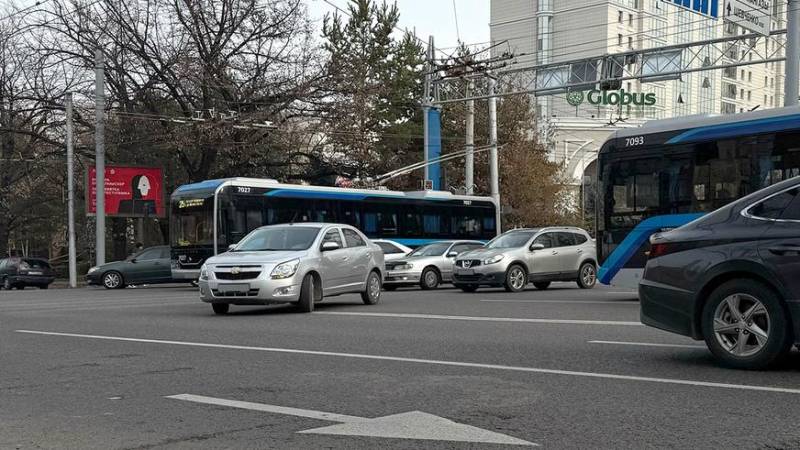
[618,34,623,46]
[628,36,633,48]
[748,91,752,101]
[721,102,736,114]
[629,13,634,26]
[619,10,623,23]
[748,72,752,82]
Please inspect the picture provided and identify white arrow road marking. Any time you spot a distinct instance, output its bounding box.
[16,330,800,394]
[167,394,537,446]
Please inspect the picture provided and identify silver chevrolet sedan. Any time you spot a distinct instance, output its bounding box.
[383,240,485,290]
[198,223,384,314]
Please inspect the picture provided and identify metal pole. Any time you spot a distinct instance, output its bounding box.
[488,76,500,235]
[465,75,474,195]
[786,0,800,107]
[94,49,105,265]
[65,93,77,288]
[423,36,434,185]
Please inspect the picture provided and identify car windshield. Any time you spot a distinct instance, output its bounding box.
[407,242,450,257]
[233,226,320,251]
[486,231,536,249]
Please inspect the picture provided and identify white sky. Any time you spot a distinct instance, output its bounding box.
[306,0,491,53]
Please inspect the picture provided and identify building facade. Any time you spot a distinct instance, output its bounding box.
[490,0,789,179]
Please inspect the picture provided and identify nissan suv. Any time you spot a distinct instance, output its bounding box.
[640,177,800,369]
[453,227,597,293]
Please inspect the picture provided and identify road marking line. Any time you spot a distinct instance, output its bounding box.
[589,340,706,349]
[3,302,192,313]
[16,329,800,395]
[480,299,637,305]
[313,311,642,326]
[167,394,364,423]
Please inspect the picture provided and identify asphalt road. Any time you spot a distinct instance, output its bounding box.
[1,282,799,449]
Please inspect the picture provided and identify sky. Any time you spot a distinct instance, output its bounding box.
[306,0,491,53]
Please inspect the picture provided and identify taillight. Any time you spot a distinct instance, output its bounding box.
[647,243,667,259]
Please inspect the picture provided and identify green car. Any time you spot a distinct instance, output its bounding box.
[85,246,183,289]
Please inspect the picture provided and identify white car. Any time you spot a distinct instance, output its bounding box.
[371,239,412,262]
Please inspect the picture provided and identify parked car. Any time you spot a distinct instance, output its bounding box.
[0,257,55,290]
[198,223,384,314]
[453,227,597,293]
[86,245,175,289]
[372,239,413,262]
[384,240,485,290]
[640,177,800,369]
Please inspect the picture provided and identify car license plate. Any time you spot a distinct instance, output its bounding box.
[220,283,249,294]
[456,269,474,276]
[28,271,42,275]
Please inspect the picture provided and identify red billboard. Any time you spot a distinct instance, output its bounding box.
[87,166,166,217]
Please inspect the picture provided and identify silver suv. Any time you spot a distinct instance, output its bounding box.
[384,240,485,290]
[198,223,384,314]
[453,227,597,293]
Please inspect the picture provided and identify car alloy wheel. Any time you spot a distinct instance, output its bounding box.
[421,268,440,290]
[3,277,11,290]
[506,265,526,292]
[713,293,770,358]
[579,263,597,289]
[103,272,122,289]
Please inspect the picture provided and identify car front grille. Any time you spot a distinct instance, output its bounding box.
[215,271,261,280]
[457,260,482,268]
[212,288,260,297]
[454,274,482,282]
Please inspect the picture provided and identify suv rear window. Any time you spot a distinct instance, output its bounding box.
[573,233,588,244]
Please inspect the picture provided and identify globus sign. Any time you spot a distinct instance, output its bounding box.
[566,89,657,107]
[87,166,166,217]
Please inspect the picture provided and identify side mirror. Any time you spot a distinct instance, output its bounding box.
[322,241,340,252]
[130,258,138,263]
[227,244,236,252]
[447,251,458,258]
[530,243,545,251]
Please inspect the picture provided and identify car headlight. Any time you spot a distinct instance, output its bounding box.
[271,259,300,279]
[87,266,98,274]
[199,265,209,281]
[484,255,505,265]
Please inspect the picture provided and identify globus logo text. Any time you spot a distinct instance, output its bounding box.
[567,89,657,107]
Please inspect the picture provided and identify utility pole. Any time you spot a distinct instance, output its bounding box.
[786,0,800,107]
[488,75,500,235]
[423,36,434,186]
[94,49,105,265]
[465,73,475,195]
[65,93,77,288]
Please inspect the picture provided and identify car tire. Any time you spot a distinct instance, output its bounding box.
[420,267,440,290]
[2,277,11,290]
[458,284,479,293]
[577,262,597,289]
[361,271,381,305]
[701,280,792,370]
[212,303,230,315]
[504,264,527,293]
[384,285,397,291]
[298,274,315,313]
[533,282,551,290]
[102,271,125,289]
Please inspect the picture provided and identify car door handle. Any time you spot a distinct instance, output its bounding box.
[551,251,559,255]
[768,245,800,255]
[342,256,349,261]
[576,249,583,254]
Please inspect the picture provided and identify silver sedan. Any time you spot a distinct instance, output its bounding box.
[383,240,485,290]
[198,223,384,314]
